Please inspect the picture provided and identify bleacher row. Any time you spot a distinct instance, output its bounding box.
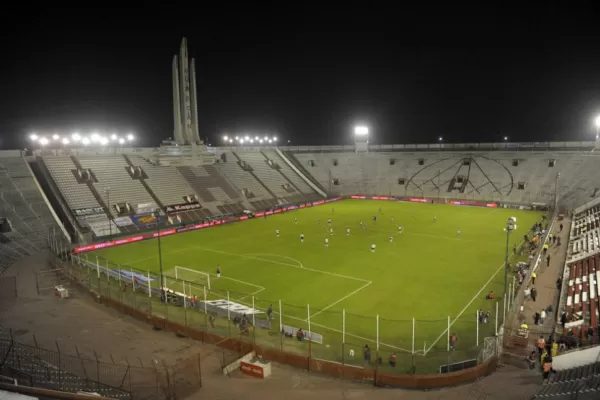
[570,206,600,261]
[0,157,59,271]
[41,150,322,238]
[565,254,600,344]
[533,361,600,399]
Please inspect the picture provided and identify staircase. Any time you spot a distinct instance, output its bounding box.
[259,151,305,199]
[69,156,112,218]
[123,155,165,209]
[231,152,277,199]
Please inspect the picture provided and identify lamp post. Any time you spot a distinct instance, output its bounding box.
[595,115,600,140]
[504,217,517,300]
[154,208,164,289]
[105,187,112,238]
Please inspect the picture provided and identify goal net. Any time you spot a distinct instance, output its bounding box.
[174,266,211,289]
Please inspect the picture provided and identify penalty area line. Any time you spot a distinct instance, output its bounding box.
[424,239,525,355]
[307,281,373,320]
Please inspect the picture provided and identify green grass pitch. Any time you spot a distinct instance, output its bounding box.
[91,199,543,364]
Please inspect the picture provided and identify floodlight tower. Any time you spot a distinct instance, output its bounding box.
[354,125,369,153]
[504,217,517,301]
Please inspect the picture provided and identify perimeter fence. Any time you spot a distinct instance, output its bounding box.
[56,249,503,377]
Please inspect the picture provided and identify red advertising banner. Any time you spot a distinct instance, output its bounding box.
[240,362,264,378]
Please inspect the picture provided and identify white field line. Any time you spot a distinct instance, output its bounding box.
[424,239,525,355]
[308,281,372,320]
[196,247,371,283]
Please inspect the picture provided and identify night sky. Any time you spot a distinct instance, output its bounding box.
[1,5,600,149]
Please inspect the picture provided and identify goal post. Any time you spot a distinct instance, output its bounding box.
[174,266,211,289]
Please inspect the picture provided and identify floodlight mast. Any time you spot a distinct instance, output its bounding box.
[354,126,369,136]
[595,115,600,140]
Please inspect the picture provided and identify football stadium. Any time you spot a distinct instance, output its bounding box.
[1,38,600,400]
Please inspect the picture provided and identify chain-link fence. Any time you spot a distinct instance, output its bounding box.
[0,325,202,399]
[58,250,501,377]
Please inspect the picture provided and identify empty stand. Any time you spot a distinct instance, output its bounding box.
[216,152,275,201]
[533,361,600,399]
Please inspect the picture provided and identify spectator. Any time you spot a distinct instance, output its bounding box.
[486,291,495,300]
[296,328,305,341]
[537,336,546,355]
[546,255,550,267]
[526,351,537,369]
[267,304,273,320]
[209,313,216,328]
[389,353,397,367]
[534,311,540,325]
[449,333,457,351]
[587,326,594,343]
[542,357,553,380]
[540,309,547,324]
[363,345,371,363]
[559,223,563,232]
[531,287,537,302]
[524,287,531,300]
[556,277,562,290]
[560,312,567,330]
[521,322,529,329]
[531,271,537,285]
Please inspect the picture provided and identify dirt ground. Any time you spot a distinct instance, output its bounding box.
[0,251,544,400]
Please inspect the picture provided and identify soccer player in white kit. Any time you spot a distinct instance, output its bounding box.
[398,225,403,234]
[389,236,393,243]
[294,217,298,224]
[346,228,350,236]
[457,228,461,235]
[330,228,334,236]
[300,233,304,243]
[324,237,329,248]
[433,216,437,222]
[370,244,376,252]
[276,229,280,237]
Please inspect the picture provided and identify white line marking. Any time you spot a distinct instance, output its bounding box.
[424,239,525,354]
[308,281,372,320]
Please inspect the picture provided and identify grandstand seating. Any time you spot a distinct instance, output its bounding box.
[563,254,599,344]
[570,206,600,261]
[291,151,600,208]
[77,155,156,212]
[533,361,600,399]
[0,157,59,269]
[234,150,298,199]
[261,150,320,200]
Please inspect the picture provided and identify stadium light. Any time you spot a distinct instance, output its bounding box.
[504,136,508,141]
[72,133,81,141]
[235,136,239,141]
[268,139,273,143]
[263,136,268,141]
[250,139,254,144]
[82,137,91,146]
[595,115,600,139]
[118,138,125,145]
[127,134,134,141]
[100,136,109,145]
[354,126,369,136]
[244,135,250,141]
[259,139,264,144]
[52,134,60,141]
[90,133,100,142]
[438,136,443,142]
[39,137,49,146]
[29,134,38,141]
[223,135,229,141]
[229,139,233,143]
[273,136,278,142]
[254,136,259,141]
[61,138,70,145]
[240,138,245,144]
[503,217,517,303]
[110,133,118,141]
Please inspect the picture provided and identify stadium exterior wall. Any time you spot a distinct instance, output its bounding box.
[58,258,497,389]
[71,195,544,254]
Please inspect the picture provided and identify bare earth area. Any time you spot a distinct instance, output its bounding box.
[1,251,544,400]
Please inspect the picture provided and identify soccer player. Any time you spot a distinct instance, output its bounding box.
[370,244,376,252]
[300,233,304,243]
[324,237,329,248]
[346,227,351,236]
[276,229,280,237]
[332,207,335,213]
[390,216,394,223]
[328,217,332,225]
[372,216,377,223]
[433,216,437,222]
[389,236,393,243]
[457,228,461,236]
[379,207,383,214]
[294,217,298,224]
[398,225,403,234]
[330,227,334,236]
[216,265,221,278]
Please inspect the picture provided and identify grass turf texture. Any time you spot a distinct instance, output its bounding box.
[90,199,543,368]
